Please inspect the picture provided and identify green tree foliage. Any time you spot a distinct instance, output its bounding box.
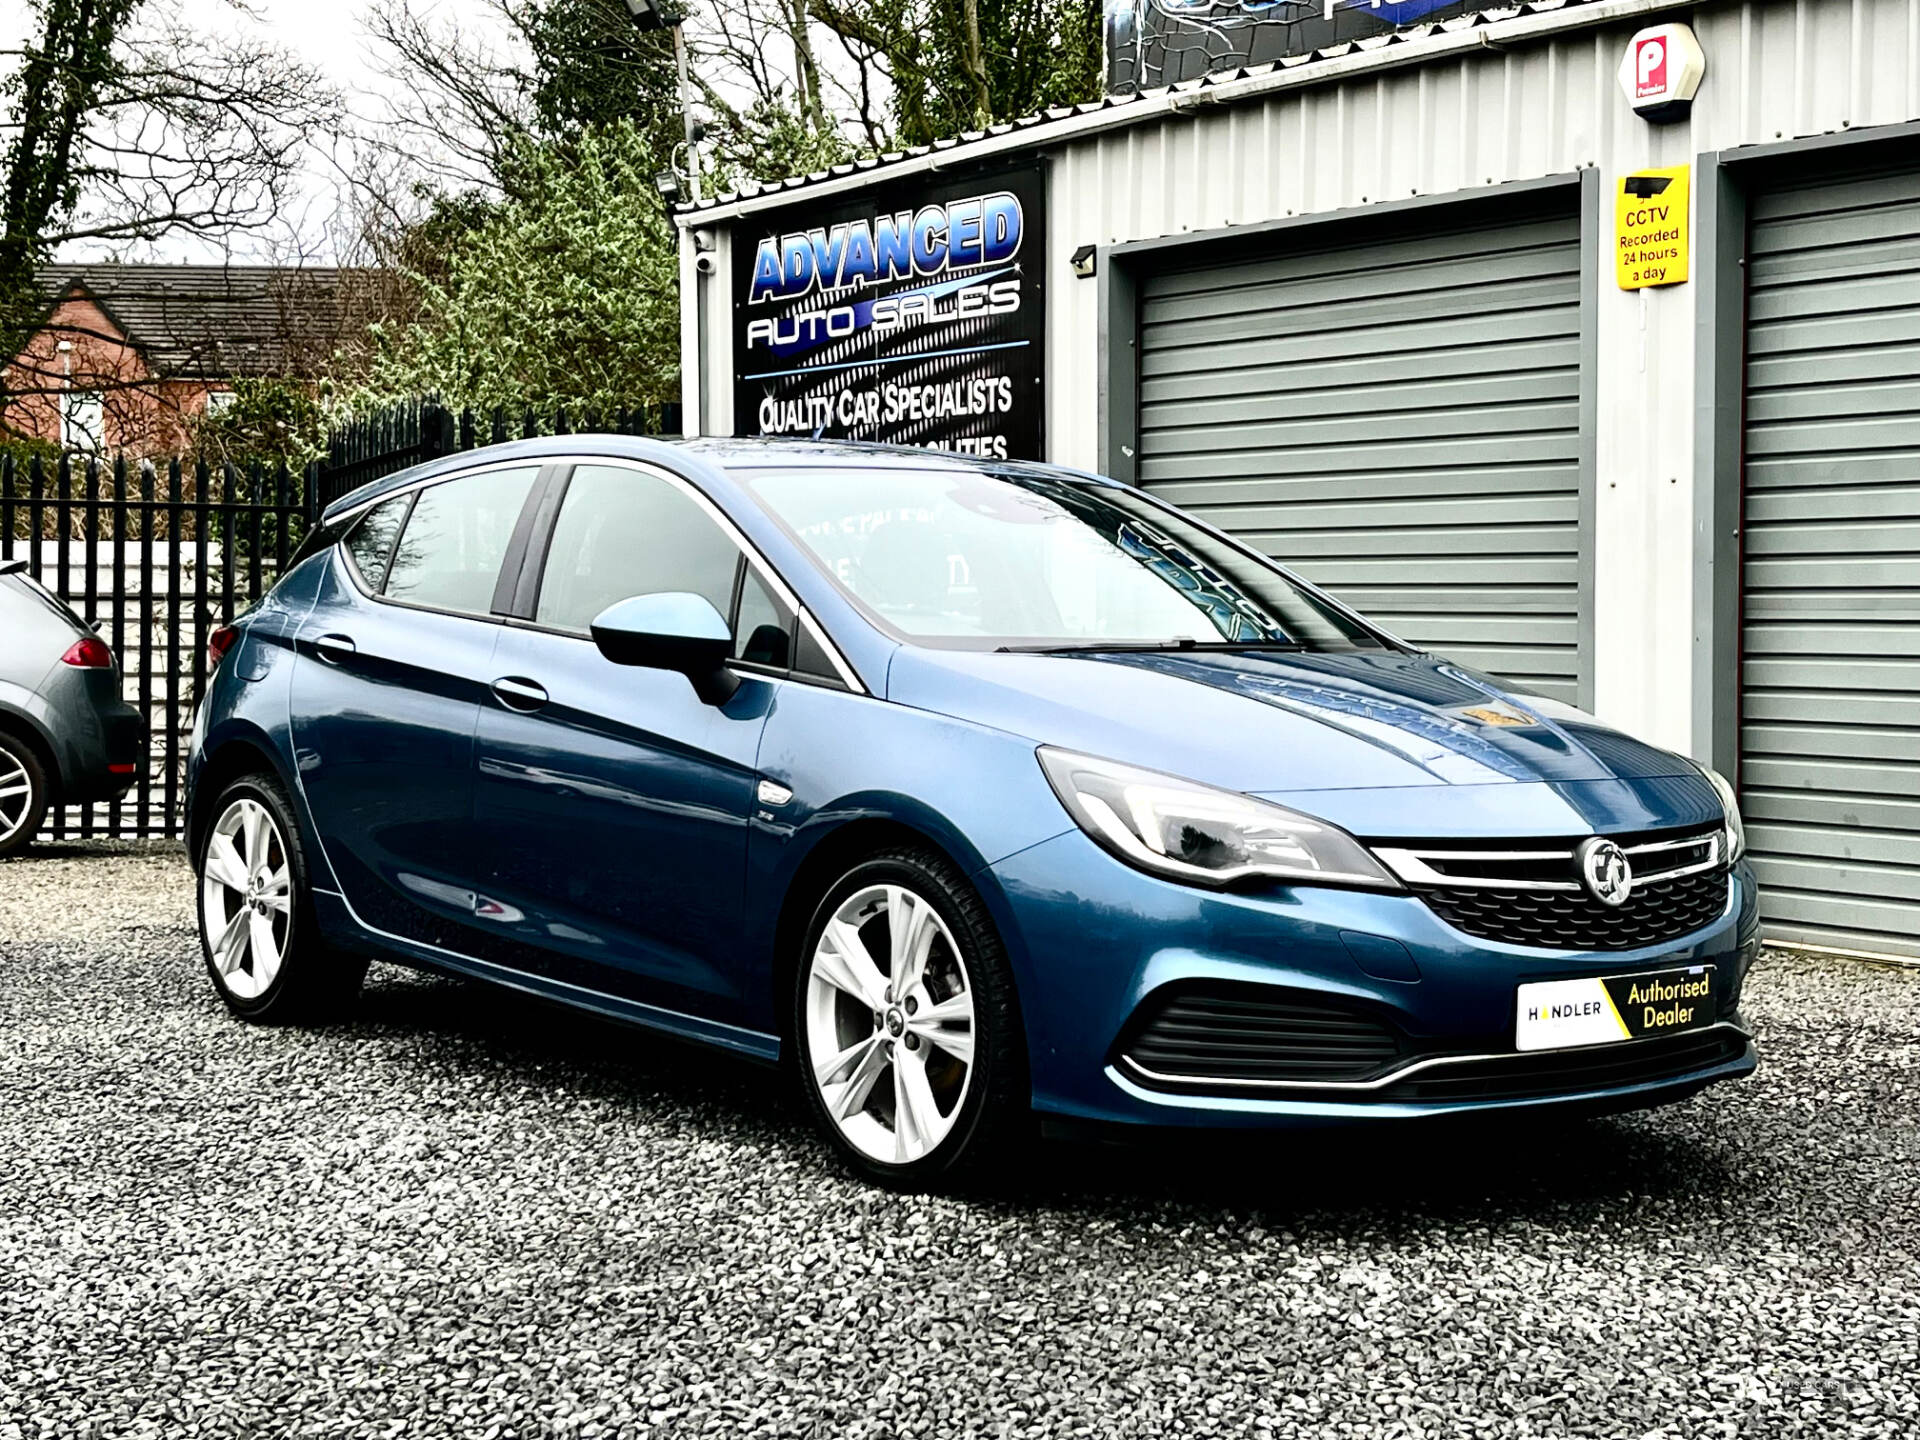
[808,0,1104,146]
[187,379,327,471]
[349,122,679,416]
[0,0,140,358]
[389,189,501,284]
[520,0,686,159]
[710,95,856,189]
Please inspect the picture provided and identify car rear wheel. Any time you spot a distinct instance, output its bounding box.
[196,772,365,1022]
[0,734,48,858]
[794,846,1026,1187]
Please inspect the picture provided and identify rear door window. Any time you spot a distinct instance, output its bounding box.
[382,467,541,615]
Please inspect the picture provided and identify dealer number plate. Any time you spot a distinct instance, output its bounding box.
[1515,966,1715,1052]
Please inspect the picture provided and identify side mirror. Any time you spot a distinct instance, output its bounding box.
[590,592,740,705]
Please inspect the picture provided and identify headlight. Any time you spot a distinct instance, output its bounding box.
[1702,766,1746,863]
[1037,748,1401,891]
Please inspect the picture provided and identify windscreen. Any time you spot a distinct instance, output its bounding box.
[742,466,1383,652]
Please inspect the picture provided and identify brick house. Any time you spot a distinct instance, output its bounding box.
[3,264,375,454]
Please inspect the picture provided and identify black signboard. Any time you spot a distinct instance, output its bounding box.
[1104,0,1486,92]
[730,163,1045,461]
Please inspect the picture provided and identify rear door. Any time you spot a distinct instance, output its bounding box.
[470,460,788,1019]
[290,463,544,951]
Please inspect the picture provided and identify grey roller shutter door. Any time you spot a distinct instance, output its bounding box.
[1135,204,1585,701]
[1742,164,1920,960]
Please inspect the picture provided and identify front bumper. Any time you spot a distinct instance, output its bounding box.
[989,828,1760,1129]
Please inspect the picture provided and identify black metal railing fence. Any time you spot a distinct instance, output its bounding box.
[319,399,682,510]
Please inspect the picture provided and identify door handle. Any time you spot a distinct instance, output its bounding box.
[313,633,357,664]
[491,676,549,712]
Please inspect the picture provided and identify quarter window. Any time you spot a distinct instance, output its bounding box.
[343,495,409,593]
[734,568,792,668]
[383,466,541,615]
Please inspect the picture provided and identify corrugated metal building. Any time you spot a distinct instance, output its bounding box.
[675,0,1920,960]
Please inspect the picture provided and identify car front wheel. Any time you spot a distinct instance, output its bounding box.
[794,846,1026,1187]
[196,772,364,1022]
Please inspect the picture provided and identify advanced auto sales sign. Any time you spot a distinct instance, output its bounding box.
[731,165,1045,459]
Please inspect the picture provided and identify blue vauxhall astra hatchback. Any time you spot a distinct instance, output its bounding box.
[186,437,1759,1185]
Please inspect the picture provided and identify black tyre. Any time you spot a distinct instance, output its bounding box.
[0,732,49,858]
[194,771,365,1023]
[792,844,1027,1188]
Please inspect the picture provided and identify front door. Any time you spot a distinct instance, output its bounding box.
[472,461,791,1021]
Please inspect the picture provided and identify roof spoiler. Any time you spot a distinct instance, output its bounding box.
[0,558,25,576]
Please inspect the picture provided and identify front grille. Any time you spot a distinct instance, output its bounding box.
[1119,984,1403,1085]
[1374,826,1733,951]
[1380,1027,1750,1103]
[1419,868,1731,950]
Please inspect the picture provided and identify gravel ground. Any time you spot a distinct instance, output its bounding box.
[2,842,1917,1440]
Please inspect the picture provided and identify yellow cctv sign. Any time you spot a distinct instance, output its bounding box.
[1617,166,1690,289]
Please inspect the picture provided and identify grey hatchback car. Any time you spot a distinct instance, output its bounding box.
[0,558,147,854]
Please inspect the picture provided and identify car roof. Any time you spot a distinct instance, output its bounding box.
[319,434,1119,525]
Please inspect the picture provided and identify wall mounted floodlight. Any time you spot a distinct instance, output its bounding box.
[654,169,684,203]
[622,0,683,32]
[623,0,701,202]
[1070,244,1098,279]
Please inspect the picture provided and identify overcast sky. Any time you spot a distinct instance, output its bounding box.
[2,0,508,265]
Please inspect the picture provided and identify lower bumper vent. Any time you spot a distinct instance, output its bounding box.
[1117,984,1403,1085]
[1115,982,1754,1104]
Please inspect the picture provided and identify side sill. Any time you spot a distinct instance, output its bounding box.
[311,888,783,1064]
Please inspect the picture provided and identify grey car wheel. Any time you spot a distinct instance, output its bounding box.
[195,771,365,1022]
[793,846,1029,1188]
[804,881,979,1166]
[200,794,296,1002]
[0,735,48,858]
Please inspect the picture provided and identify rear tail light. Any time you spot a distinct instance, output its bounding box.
[207,625,240,670]
[60,635,113,668]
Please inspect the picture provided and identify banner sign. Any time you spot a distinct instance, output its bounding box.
[731,164,1046,460]
[1103,0,1488,91]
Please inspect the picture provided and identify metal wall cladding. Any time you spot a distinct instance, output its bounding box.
[1041,0,1920,466]
[1135,203,1585,700]
[1740,159,1920,960]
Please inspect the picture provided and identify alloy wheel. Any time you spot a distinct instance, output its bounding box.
[0,749,33,848]
[805,883,977,1166]
[200,796,294,1001]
